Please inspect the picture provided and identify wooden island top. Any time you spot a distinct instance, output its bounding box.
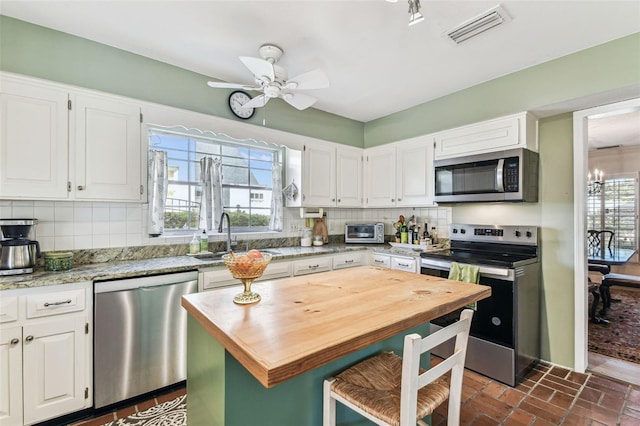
[182,265,490,389]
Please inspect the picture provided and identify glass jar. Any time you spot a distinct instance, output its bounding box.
[301,227,312,247]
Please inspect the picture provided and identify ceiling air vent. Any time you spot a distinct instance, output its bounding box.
[446,4,512,44]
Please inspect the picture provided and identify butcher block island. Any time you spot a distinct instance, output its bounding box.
[181,265,490,425]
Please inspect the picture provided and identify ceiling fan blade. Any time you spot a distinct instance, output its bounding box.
[207,81,260,90]
[285,69,330,90]
[239,56,275,82]
[282,92,317,110]
[242,94,270,109]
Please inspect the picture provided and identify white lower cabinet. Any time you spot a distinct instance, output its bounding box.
[199,260,293,291]
[292,256,333,276]
[370,252,418,273]
[0,283,92,426]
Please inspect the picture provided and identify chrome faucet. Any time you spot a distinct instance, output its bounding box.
[218,212,232,253]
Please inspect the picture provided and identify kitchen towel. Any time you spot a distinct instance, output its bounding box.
[199,156,223,232]
[448,261,480,310]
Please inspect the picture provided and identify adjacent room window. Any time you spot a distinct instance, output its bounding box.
[149,127,282,233]
[587,173,638,251]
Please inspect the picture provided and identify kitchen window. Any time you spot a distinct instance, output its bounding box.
[148,127,282,234]
[587,173,638,251]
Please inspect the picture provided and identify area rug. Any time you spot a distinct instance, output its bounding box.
[102,395,186,426]
[589,287,640,364]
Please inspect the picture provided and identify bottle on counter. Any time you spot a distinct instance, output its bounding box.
[413,226,421,244]
[200,230,209,252]
[430,227,438,245]
[423,223,430,241]
[189,233,200,254]
[400,222,408,244]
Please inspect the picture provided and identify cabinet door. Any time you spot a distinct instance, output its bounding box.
[302,144,336,206]
[390,256,417,273]
[332,251,364,270]
[364,145,396,207]
[72,93,142,201]
[0,327,22,426]
[0,79,69,199]
[22,316,87,425]
[292,256,332,276]
[396,135,435,206]
[336,146,362,207]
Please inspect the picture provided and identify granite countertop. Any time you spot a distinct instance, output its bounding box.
[0,244,377,291]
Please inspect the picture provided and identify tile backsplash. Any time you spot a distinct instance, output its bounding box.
[0,200,451,252]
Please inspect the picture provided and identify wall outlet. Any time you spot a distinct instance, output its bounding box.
[289,224,299,232]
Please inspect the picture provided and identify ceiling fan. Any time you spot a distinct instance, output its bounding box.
[207,44,329,111]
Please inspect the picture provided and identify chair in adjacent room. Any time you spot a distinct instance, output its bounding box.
[323,309,474,426]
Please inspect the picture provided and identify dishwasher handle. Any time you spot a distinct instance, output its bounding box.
[94,271,199,293]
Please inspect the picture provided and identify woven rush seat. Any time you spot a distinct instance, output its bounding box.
[331,351,449,426]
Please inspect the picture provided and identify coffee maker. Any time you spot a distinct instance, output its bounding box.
[0,219,40,275]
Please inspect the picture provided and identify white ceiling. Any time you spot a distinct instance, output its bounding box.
[588,110,640,150]
[2,0,640,124]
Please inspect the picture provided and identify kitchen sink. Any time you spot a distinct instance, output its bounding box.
[261,249,281,255]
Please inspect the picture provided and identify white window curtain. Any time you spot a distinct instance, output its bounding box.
[269,162,283,232]
[148,150,168,236]
[199,156,223,232]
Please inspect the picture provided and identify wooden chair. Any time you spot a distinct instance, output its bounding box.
[323,309,474,426]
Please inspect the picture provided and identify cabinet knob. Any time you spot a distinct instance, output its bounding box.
[391,199,395,202]
[398,198,402,202]
[25,335,34,342]
[77,185,85,191]
[337,199,341,203]
[332,198,336,202]
[10,338,19,345]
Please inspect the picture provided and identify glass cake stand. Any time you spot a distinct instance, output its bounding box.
[222,252,272,304]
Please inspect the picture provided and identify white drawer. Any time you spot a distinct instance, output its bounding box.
[0,295,18,323]
[261,261,292,281]
[26,288,86,318]
[332,252,364,270]
[370,253,391,268]
[200,261,292,291]
[391,256,417,273]
[293,257,332,276]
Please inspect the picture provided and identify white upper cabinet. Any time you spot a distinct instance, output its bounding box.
[0,79,69,199]
[433,112,537,160]
[364,144,396,207]
[0,73,144,202]
[336,145,363,207]
[71,93,142,201]
[302,143,336,206]
[364,137,435,208]
[302,143,362,207]
[395,135,434,206]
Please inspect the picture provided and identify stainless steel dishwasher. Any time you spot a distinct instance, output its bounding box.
[93,271,198,408]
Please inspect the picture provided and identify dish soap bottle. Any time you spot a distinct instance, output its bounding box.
[200,230,209,253]
[189,233,200,254]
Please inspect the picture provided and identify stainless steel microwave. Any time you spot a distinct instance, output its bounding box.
[433,148,539,203]
[345,223,385,244]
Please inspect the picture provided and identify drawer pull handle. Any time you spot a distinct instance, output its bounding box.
[308,264,319,269]
[25,335,34,342]
[398,263,409,267]
[10,338,19,345]
[77,185,85,191]
[374,260,384,264]
[345,260,354,264]
[44,299,72,307]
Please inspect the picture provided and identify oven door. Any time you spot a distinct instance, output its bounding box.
[421,258,514,348]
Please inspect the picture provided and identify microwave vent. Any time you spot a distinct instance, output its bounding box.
[445,4,512,44]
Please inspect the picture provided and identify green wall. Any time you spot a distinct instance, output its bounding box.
[0,15,364,147]
[364,33,640,147]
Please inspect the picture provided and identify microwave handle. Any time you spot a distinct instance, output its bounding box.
[496,158,505,192]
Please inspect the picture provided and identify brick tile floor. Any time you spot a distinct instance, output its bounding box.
[68,358,640,425]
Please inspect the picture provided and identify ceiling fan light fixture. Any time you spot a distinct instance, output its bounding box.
[407,0,424,26]
[446,4,512,43]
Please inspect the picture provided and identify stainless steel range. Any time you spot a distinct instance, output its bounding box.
[420,223,540,386]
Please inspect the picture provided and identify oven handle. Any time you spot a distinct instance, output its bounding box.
[421,259,512,278]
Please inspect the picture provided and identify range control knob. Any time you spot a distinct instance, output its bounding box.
[452,228,458,234]
[460,229,466,234]
[515,230,521,237]
[526,231,532,238]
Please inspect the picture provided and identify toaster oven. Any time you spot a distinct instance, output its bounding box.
[345,223,385,244]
